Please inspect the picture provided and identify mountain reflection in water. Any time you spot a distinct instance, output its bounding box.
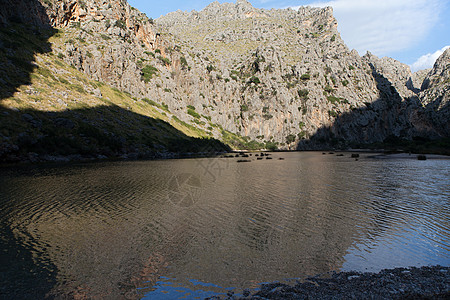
[0,152,449,298]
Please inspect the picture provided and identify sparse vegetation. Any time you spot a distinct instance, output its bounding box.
[188,108,201,119]
[328,110,338,117]
[299,121,305,129]
[114,20,127,30]
[158,56,171,66]
[265,141,278,151]
[298,89,309,99]
[286,134,296,144]
[324,85,334,94]
[180,56,189,70]
[248,76,261,85]
[300,74,311,80]
[141,65,159,82]
[327,95,341,104]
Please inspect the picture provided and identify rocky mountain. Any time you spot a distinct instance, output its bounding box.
[419,49,450,136]
[0,0,449,162]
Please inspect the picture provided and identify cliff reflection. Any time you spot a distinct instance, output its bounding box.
[0,153,449,298]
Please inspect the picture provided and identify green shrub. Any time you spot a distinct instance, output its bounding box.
[142,98,169,111]
[158,56,171,66]
[193,119,206,125]
[286,134,296,144]
[248,76,261,84]
[114,20,127,30]
[241,104,249,112]
[327,95,340,104]
[265,141,278,151]
[297,89,309,98]
[324,85,334,94]
[141,65,159,82]
[180,56,188,69]
[202,115,211,121]
[300,74,311,80]
[188,108,200,118]
[298,131,307,139]
[328,110,338,117]
[342,80,349,87]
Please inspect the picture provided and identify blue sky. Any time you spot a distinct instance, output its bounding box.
[128,0,450,71]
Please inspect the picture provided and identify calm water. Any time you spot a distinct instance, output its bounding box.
[0,152,449,299]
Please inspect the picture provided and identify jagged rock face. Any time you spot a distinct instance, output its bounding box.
[409,69,430,93]
[155,1,427,147]
[363,52,416,99]
[419,49,450,136]
[3,0,448,149]
[45,0,159,49]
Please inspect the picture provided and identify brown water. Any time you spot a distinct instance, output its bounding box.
[0,152,449,299]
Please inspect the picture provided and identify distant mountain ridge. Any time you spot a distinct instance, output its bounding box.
[0,0,449,162]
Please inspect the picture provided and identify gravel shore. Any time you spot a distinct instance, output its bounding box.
[208,266,449,299]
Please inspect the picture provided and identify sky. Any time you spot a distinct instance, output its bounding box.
[127,0,450,71]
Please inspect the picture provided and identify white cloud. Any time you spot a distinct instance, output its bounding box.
[411,46,450,72]
[290,0,444,57]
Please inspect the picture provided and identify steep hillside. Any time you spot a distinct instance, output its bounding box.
[419,49,450,136]
[0,5,229,163]
[155,0,448,150]
[0,0,449,162]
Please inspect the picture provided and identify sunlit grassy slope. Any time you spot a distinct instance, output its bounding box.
[0,24,229,161]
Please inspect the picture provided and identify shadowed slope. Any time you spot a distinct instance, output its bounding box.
[0,1,229,163]
[297,63,450,154]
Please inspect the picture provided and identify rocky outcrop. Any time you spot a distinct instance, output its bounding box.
[419,49,450,136]
[363,52,416,99]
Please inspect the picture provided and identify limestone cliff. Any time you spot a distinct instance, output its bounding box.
[0,0,449,158]
[419,49,450,137]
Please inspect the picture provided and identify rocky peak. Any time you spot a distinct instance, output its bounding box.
[235,0,254,11]
[363,51,415,98]
[422,48,450,91]
[417,49,450,136]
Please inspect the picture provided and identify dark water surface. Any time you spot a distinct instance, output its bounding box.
[1,152,449,298]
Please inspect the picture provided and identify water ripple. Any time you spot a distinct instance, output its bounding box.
[0,153,449,298]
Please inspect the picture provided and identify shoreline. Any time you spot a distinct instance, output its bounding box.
[208,266,449,299]
[1,149,449,168]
